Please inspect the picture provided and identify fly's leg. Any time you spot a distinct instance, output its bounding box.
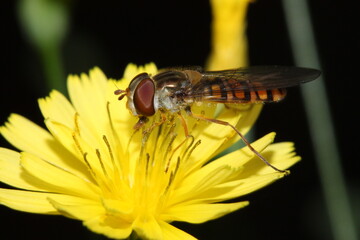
[177,111,190,137]
[133,116,149,131]
[172,111,194,150]
[134,111,167,132]
[185,106,288,173]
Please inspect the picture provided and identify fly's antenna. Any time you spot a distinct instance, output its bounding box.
[114,82,128,101]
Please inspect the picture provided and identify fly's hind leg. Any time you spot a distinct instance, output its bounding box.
[185,106,288,174]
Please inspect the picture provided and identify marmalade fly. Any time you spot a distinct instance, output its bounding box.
[115,66,321,172]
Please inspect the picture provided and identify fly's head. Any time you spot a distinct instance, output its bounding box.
[115,73,156,117]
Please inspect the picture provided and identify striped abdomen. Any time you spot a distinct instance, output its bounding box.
[190,78,287,103]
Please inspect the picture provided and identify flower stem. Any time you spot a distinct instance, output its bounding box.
[39,43,66,93]
[17,0,68,94]
[282,1,358,240]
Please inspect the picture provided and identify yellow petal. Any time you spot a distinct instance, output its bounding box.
[102,198,134,215]
[121,62,158,81]
[182,140,299,202]
[38,90,76,127]
[0,148,48,191]
[0,114,92,181]
[254,142,301,175]
[162,201,249,223]
[192,141,300,202]
[175,165,236,203]
[67,68,108,133]
[237,142,300,178]
[20,152,99,199]
[194,172,286,202]
[184,104,263,173]
[0,188,58,214]
[43,117,110,173]
[83,215,132,239]
[133,214,163,240]
[172,133,275,204]
[181,106,242,172]
[160,221,198,240]
[66,68,121,152]
[49,197,134,239]
[1,114,54,154]
[212,132,276,170]
[200,104,263,159]
[44,118,122,179]
[48,197,105,219]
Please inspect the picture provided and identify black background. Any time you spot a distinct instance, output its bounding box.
[2,0,359,239]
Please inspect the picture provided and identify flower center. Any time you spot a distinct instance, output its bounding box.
[128,113,202,216]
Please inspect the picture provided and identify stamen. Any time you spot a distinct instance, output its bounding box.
[165,172,175,194]
[145,153,150,176]
[72,133,97,179]
[166,135,192,173]
[174,156,181,177]
[102,135,116,167]
[159,124,176,152]
[140,130,151,161]
[184,139,201,163]
[164,133,177,173]
[72,133,84,155]
[106,102,116,136]
[83,152,96,178]
[96,149,108,176]
[127,130,139,155]
[74,113,80,135]
[151,124,163,166]
[164,157,181,194]
[190,115,201,133]
[106,102,124,166]
[180,135,194,160]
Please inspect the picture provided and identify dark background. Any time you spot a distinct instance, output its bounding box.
[2,0,359,239]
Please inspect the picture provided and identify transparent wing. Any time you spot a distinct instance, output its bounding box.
[200,66,321,90]
[185,66,320,101]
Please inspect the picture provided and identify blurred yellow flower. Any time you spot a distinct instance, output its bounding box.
[207,0,252,70]
[0,64,300,239]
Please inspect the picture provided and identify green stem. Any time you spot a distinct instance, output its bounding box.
[282,1,358,240]
[39,43,66,93]
[17,0,68,94]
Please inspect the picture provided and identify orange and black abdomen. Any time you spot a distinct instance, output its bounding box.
[191,78,287,103]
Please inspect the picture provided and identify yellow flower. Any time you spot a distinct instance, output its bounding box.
[207,0,252,70]
[0,63,300,239]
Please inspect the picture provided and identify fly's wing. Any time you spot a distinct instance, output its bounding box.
[187,66,321,103]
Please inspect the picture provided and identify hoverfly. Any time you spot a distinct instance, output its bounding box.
[115,66,321,172]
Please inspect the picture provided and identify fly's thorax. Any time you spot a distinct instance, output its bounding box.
[153,70,193,113]
[154,87,189,113]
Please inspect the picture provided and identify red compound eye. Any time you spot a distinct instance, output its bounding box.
[133,78,155,116]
